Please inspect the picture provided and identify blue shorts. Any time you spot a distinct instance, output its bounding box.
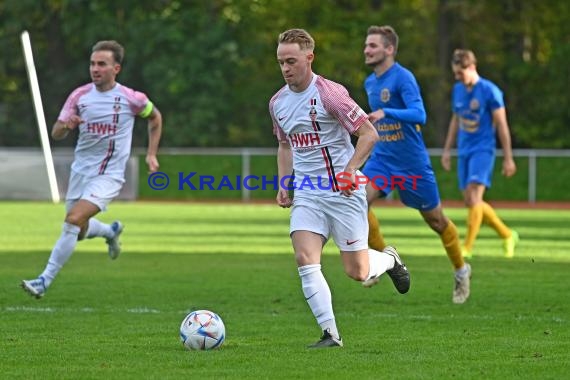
[457,150,495,190]
[361,160,440,211]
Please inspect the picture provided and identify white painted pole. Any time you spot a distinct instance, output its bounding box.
[20,31,60,203]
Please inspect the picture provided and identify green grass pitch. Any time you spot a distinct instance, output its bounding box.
[1,202,569,379]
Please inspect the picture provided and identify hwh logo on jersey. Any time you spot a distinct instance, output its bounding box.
[289,132,321,147]
[86,122,117,136]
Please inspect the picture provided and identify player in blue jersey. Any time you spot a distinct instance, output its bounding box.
[441,49,518,258]
[361,25,471,304]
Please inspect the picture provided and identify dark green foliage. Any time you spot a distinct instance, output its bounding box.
[1,0,568,148]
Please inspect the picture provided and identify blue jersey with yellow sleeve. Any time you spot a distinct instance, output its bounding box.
[364,63,428,170]
[452,77,504,156]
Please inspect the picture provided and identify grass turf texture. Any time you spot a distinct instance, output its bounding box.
[1,202,569,379]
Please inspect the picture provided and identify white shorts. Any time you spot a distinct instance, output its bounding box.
[290,188,369,252]
[65,171,122,212]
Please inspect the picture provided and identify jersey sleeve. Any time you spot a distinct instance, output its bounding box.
[269,89,288,143]
[57,84,91,122]
[487,82,504,111]
[120,85,151,117]
[451,83,459,113]
[382,72,426,124]
[317,77,368,134]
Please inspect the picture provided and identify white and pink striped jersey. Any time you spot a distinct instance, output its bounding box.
[269,74,368,192]
[58,83,151,181]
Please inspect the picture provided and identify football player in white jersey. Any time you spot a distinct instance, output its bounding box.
[269,29,410,348]
[22,40,162,298]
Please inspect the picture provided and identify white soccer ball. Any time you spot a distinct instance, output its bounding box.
[180,310,225,350]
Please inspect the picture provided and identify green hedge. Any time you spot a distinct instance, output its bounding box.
[139,154,570,201]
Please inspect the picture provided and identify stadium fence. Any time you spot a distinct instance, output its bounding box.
[1,147,569,203]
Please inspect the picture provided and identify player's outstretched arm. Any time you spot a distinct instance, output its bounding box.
[441,114,459,171]
[51,115,82,141]
[276,141,293,208]
[145,105,162,173]
[493,107,516,177]
[342,120,378,197]
[346,120,378,173]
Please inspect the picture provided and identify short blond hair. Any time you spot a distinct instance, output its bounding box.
[452,49,477,68]
[278,29,315,51]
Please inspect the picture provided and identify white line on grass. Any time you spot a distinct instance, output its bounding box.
[2,307,566,323]
[127,307,161,314]
[5,306,56,312]
[3,306,160,314]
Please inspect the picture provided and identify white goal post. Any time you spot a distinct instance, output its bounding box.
[20,30,60,203]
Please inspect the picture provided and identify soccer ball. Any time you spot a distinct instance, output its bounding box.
[180,310,225,350]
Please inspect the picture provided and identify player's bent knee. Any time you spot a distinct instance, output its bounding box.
[344,267,368,281]
[64,214,88,230]
[427,218,447,234]
[294,252,318,267]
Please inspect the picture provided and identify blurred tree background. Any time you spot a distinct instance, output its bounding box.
[1,0,568,149]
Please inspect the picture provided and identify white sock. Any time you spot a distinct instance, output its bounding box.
[455,265,469,279]
[365,248,395,281]
[85,218,114,239]
[298,264,339,339]
[40,222,80,288]
[320,320,340,339]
